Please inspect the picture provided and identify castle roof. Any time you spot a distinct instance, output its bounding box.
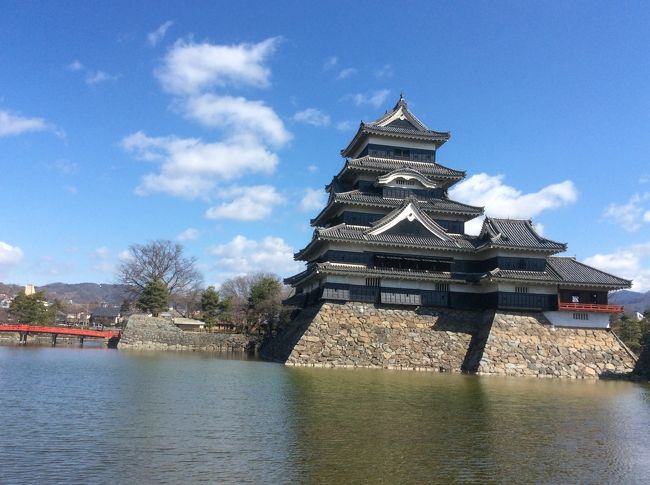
[475,218,567,253]
[341,96,450,157]
[484,257,631,289]
[284,261,464,286]
[339,156,465,182]
[310,189,483,226]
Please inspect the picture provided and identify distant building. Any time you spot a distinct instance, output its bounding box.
[285,96,631,329]
[90,306,122,326]
[173,317,205,331]
[24,284,35,296]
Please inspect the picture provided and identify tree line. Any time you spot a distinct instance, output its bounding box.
[119,240,291,336]
[611,312,650,355]
[8,240,292,337]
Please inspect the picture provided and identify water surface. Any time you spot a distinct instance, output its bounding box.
[1,346,648,484]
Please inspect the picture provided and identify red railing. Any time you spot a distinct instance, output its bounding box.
[0,324,120,339]
[558,303,624,313]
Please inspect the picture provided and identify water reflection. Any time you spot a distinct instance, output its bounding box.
[1,347,649,484]
[285,368,650,484]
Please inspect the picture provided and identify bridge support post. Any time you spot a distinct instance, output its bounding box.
[19,332,27,345]
[51,334,57,347]
[79,336,84,347]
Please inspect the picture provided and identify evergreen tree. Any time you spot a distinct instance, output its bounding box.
[9,291,55,325]
[248,276,283,336]
[200,286,221,328]
[620,318,643,354]
[137,279,169,317]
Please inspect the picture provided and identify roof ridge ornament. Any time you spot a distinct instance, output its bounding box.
[366,199,453,240]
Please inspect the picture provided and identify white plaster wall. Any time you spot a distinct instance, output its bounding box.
[325,275,365,286]
[543,311,610,329]
[498,283,556,295]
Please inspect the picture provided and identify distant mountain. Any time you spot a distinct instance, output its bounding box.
[1,281,128,305]
[610,290,650,314]
[37,283,129,305]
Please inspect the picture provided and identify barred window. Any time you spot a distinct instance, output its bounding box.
[435,283,450,292]
[515,286,529,294]
[366,277,381,287]
[573,313,589,321]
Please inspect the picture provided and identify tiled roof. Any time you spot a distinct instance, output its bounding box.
[359,124,450,140]
[337,190,481,213]
[91,306,121,318]
[285,262,463,286]
[485,268,562,283]
[476,218,566,253]
[344,156,464,180]
[295,223,475,259]
[547,257,631,288]
[485,257,631,289]
[341,96,451,157]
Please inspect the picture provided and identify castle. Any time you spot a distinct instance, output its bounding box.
[285,95,630,328]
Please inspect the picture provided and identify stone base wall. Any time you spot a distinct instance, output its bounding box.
[264,302,483,371]
[261,303,637,379]
[472,312,636,378]
[119,315,252,352]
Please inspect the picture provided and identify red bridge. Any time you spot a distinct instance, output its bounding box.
[0,324,121,347]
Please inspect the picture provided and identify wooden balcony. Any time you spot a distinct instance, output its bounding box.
[558,303,624,313]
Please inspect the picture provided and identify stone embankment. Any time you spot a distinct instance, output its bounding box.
[119,315,252,352]
[261,302,637,379]
[468,311,636,378]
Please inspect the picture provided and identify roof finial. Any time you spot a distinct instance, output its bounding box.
[397,91,407,108]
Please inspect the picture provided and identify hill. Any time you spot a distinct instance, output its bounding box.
[0,282,129,305]
[609,290,650,314]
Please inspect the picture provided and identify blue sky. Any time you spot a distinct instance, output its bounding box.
[1,1,650,290]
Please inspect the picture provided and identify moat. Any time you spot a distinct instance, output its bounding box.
[1,346,649,484]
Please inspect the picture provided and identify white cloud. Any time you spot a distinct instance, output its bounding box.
[300,188,326,212]
[307,164,318,173]
[323,56,338,71]
[185,94,290,146]
[68,60,118,85]
[118,250,133,261]
[94,261,114,273]
[148,20,173,47]
[450,173,578,234]
[177,228,199,241]
[205,185,284,221]
[336,120,356,131]
[122,131,278,198]
[602,193,650,232]
[85,70,118,85]
[50,159,78,175]
[68,60,84,71]
[293,108,331,127]
[337,68,357,80]
[208,235,302,277]
[0,241,23,267]
[64,185,78,194]
[350,89,391,108]
[0,110,61,138]
[95,247,110,259]
[584,242,650,292]
[156,37,280,95]
[374,64,394,78]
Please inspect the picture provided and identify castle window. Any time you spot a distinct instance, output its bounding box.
[435,283,450,292]
[515,286,529,294]
[573,313,589,321]
[366,277,381,287]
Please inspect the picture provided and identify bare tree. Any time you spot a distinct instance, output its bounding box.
[118,240,203,298]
